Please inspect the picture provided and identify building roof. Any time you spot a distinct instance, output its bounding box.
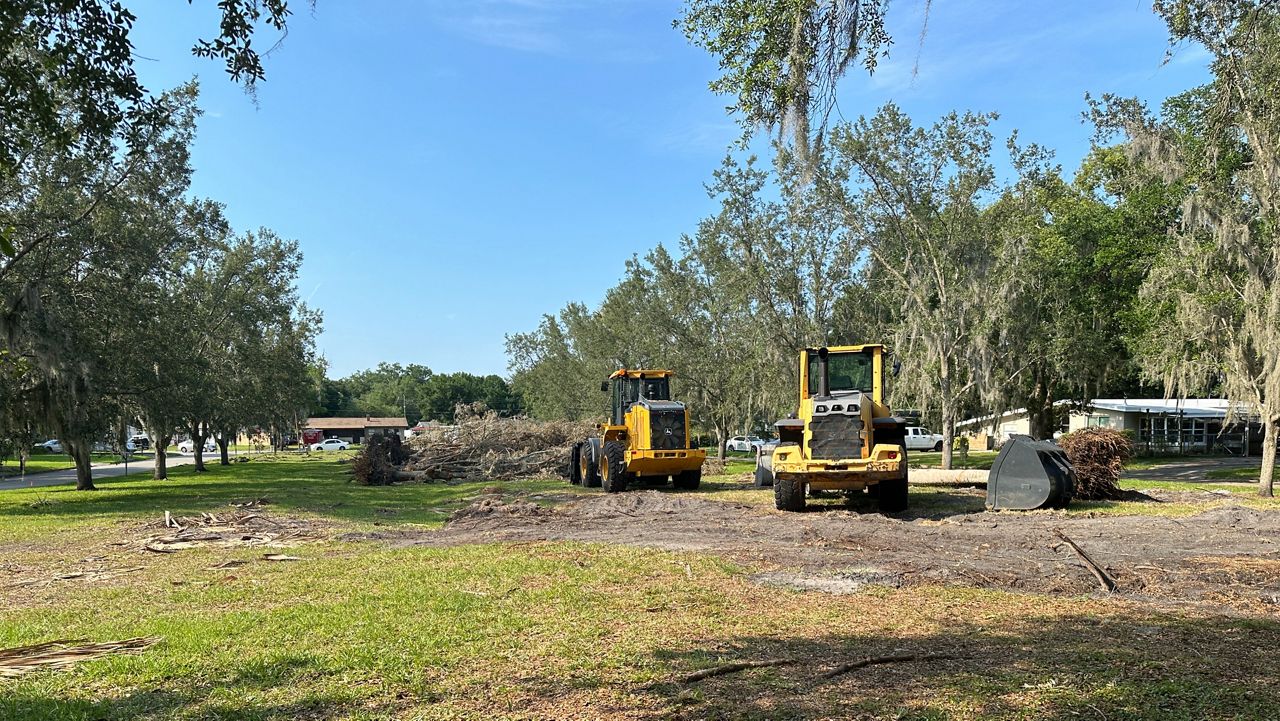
[956,398,1254,429]
[1086,398,1245,418]
[306,416,409,430]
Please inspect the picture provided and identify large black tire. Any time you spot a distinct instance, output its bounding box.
[580,439,602,488]
[600,441,629,493]
[933,441,943,452]
[673,467,701,490]
[774,474,806,511]
[753,464,774,488]
[569,443,582,485]
[877,446,910,513]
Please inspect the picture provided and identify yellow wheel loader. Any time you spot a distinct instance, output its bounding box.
[757,345,911,513]
[569,369,706,493]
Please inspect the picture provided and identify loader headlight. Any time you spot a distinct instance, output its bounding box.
[815,405,828,413]
[831,405,843,412]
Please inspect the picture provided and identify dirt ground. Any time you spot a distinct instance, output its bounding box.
[402,481,1280,615]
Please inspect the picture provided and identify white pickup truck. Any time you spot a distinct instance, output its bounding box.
[904,426,945,451]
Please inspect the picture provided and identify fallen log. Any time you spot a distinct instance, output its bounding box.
[1054,529,1118,593]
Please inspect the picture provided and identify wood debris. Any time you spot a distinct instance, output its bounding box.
[398,404,595,482]
[140,510,322,553]
[0,637,161,678]
[1054,529,1119,593]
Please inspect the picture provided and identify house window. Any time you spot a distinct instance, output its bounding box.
[1088,415,1112,428]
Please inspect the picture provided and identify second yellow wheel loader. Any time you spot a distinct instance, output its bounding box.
[569,369,706,493]
[757,345,911,513]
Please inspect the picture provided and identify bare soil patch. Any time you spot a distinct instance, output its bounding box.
[412,490,1280,612]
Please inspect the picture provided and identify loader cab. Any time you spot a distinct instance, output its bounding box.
[801,345,885,404]
[606,371,672,426]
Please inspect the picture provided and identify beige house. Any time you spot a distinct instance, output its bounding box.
[305,416,410,444]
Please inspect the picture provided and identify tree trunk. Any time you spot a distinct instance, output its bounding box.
[218,434,230,466]
[940,405,954,470]
[67,439,95,490]
[1260,418,1276,498]
[716,423,728,460]
[1027,369,1055,440]
[153,433,172,480]
[192,424,208,472]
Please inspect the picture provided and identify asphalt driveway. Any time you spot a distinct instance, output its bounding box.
[0,453,200,491]
[1122,455,1269,483]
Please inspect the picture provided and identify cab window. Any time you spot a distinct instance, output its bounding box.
[808,351,874,395]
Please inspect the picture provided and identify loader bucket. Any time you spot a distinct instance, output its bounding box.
[986,435,1076,510]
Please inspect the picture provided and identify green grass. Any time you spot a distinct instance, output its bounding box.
[1205,466,1268,481]
[910,450,999,469]
[2,457,1279,719]
[0,454,570,542]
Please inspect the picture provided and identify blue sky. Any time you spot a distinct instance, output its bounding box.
[127,0,1211,377]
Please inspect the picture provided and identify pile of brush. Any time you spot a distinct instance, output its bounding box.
[398,404,596,482]
[1058,427,1136,500]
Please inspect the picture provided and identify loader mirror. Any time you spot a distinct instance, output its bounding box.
[892,359,902,377]
[600,381,609,393]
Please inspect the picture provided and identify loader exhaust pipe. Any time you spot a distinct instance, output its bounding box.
[816,347,830,398]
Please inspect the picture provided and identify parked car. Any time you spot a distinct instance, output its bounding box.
[905,426,945,452]
[311,438,349,452]
[177,438,217,453]
[34,439,63,454]
[726,435,766,452]
[129,435,150,451]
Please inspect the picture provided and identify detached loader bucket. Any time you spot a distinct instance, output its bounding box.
[986,435,1076,510]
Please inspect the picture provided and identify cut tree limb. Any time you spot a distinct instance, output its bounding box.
[818,652,962,681]
[674,658,795,684]
[1054,529,1119,593]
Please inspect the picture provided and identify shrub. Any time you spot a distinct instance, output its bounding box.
[1058,427,1135,500]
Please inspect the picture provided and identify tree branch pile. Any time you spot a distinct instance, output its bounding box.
[398,404,596,482]
[1058,427,1135,500]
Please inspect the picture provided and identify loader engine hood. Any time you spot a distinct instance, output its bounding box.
[638,398,687,451]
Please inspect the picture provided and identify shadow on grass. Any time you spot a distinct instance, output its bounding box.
[0,654,366,721]
[582,611,1280,720]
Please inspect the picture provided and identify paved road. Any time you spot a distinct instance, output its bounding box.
[0,453,204,491]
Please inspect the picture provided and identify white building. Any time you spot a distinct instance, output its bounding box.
[957,398,1260,454]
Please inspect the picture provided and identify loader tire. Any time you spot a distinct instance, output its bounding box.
[877,446,909,513]
[673,467,701,490]
[753,464,774,488]
[600,441,628,493]
[569,443,582,485]
[580,439,602,488]
[774,474,805,512]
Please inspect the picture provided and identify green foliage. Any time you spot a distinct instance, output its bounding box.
[677,0,891,160]
[312,362,522,425]
[0,1,308,178]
